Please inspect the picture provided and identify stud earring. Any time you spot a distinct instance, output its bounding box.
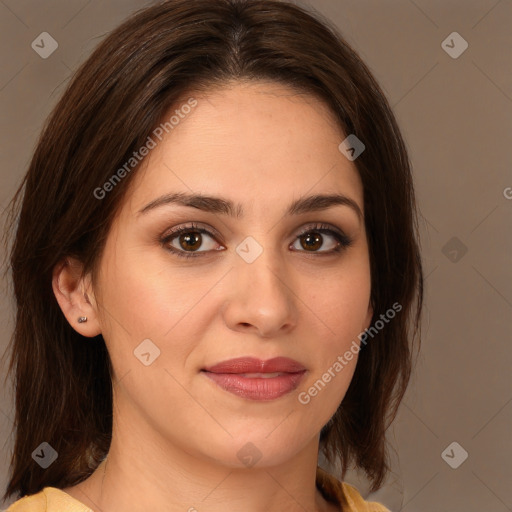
[78,316,88,323]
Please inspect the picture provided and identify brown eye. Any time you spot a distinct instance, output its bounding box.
[178,231,203,251]
[161,224,222,259]
[292,228,350,254]
[161,222,352,260]
[299,232,323,251]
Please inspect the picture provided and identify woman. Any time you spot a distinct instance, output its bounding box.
[2,0,423,510]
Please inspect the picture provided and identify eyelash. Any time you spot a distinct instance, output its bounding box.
[160,222,353,259]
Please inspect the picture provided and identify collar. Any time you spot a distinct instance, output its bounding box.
[316,465,350,510]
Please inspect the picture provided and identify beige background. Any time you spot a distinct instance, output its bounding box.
[1,0,511,510]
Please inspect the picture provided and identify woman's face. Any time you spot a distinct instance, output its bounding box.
[84,81,372,468]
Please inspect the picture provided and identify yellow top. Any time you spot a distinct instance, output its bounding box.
[5,466,391,511]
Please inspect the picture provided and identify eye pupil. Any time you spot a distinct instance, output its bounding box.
[301,232,322,251]
[165,225,347,258]
[180,232,202,250]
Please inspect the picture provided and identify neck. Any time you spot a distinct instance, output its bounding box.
[67,412,335,512]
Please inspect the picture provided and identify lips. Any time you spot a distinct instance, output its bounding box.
[202,356,306,374]
[201,357,307,401]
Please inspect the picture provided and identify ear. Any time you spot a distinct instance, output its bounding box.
[52,257,102,337]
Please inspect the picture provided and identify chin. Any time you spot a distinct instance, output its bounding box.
[203,432,305,470]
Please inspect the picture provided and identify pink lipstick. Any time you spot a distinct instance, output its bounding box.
[201,357,307,401]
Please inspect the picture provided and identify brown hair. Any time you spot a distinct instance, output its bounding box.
[1,0,423,502]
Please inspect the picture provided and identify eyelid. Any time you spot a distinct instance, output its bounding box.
[161,221,349,241]
[159,221,353,258]
[160,221,223,242]
[295,223,347,240]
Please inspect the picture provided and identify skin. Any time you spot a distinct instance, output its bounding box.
[53,80,373,512]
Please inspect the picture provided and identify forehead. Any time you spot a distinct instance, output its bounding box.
[124,80,363,217]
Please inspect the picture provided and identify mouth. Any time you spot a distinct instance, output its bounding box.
[200,357,307,401]
[231,372,286,378]
[202,356,306,374]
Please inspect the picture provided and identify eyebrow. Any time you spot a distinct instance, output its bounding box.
[137,192,363,221]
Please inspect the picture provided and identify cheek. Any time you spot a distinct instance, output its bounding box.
[97,248,218,378]
[310,262,371,336]
[304,259,371,378]
[296,274,369,418]
[99,247,201,336]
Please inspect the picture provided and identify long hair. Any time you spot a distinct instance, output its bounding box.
[1,0,423,500]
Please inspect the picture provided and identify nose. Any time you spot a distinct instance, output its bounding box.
[221,244,299,338]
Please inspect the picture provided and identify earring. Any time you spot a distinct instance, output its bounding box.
[78,316,88,323]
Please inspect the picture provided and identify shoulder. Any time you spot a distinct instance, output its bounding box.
[316,465,392,512]
[341,481,392,512]
[4,489,46,512]
[5,487,93,512]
